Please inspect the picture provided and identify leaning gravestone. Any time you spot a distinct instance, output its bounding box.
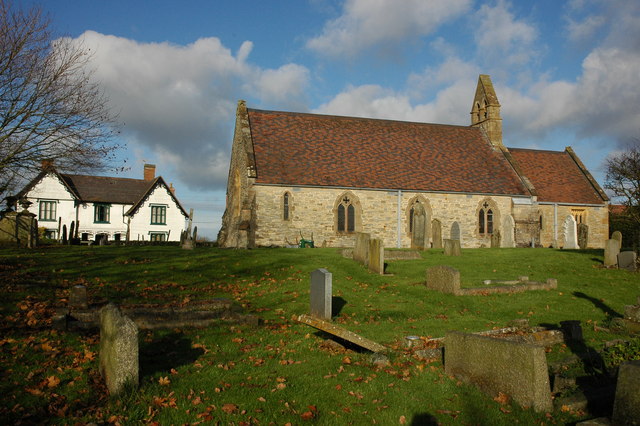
[604,239,620,267]
[68,221,75,245]
[445,331,553,412]
[618,251,637,272]
[577,223,588,250]
[563,215,578,249]
[99,304,139,395]
[69,285,88,310]
[431,219,442,249]
[310,268,332,320]
[368,238,384,274]
[612,360,640,425]
[443,239,461,256]
[611,231,622,250]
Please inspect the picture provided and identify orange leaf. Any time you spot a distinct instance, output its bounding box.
[300,411,314,420]
[342,356,352,364]
[493,392,509,405]
[46,375,61,388]
[158,376,170,386]
[399,415,407,424]
[221,403,238,414]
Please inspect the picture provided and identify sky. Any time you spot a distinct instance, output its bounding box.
[23,0,640,238]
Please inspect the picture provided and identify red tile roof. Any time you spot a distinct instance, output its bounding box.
[61,174,154,204]
[508,148,606,204]
[248,109,530,196]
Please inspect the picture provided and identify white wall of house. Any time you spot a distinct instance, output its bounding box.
[128,185,186,242]
[24,173,76,238]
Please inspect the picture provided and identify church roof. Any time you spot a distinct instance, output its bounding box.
[247,109,530,196]
[508,148,608,204]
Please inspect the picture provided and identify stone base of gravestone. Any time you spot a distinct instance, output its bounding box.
[612,360,640,425]
[99,304,139,395]
[354,232,370,266]
[443,239,461,256]
[425,265,461,295]
[445,331,553,412]
[617,251,637,271]
[368,238,384,274]
[310,268,332,320]
[604,239,620,267]
[69,285,88,310]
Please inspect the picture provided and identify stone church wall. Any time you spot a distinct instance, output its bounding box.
[538,204,608,249]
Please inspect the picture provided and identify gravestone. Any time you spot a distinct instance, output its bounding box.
[431,219,442,249]
[450,221,461,241]
[611,231,622,250]
[618,251,637,271]
[563,215,578,249]
[68,221,75,245]
[604,239,620,267]
[445,331,553,412]
[182,208,194,249]
[368,238,384,274]
[69,285,88,310]
[425,265,460,295]
[99,304,139,395]
[612,360,640,425]
[353,232,370,265]
[411,203,427,250]
[501,215,516,248]
[443,239,461,256]
[310,268,332,320]
[577,223,589,249]
[490,230,501,248]
[62,224,68,244]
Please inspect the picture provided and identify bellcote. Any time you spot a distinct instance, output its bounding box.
[471,75,503,148]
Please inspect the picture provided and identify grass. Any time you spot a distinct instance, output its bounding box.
[0,245,638,424]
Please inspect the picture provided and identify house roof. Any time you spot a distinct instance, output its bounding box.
[508,148,608,204]
[247,108,531,196]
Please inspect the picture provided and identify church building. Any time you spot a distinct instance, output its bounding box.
[218,75,609,249]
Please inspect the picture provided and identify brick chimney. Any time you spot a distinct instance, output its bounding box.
[169,183,175,194]
[41,159,54,170]
[144,164,156,181]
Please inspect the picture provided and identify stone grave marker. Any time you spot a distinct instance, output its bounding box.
[563,215,578,249]
[611,230,622,250]
[99,304,139,395]
[617,251,637,271]
[69,285,88,310]
[368,238,384,274]
[69,221,75,245]
[445,330,553,412]
[502,215,516,248]
[296,314,386,353]
[450,221,461,242]
[443,239,461,256]
[612,360,640,425]
[411,202,427,250]
[62,224,67,244]
[604,239,620,266]
[310,268,332,320]
[577,223,589,249]
[353,232,370,265]
[431,219,442,249]
[491,230,501,248]
[425,265,461,295]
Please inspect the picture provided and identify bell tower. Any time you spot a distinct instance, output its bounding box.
[471,75,503,148]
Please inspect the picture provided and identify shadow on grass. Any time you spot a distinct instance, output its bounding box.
[332,296,347,317]
[139,332,204,378]
[410,413,439,425]
[573,291,623,319]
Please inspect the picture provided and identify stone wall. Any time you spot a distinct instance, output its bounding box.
[538,204,608,249]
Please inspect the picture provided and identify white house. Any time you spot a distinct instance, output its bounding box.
[15,163,188,242]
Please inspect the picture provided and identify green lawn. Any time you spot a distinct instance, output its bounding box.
[0,245,637,424]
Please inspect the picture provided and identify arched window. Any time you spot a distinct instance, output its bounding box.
[283,192,291,221]
[478,202,493,235]
[336,194,358,233]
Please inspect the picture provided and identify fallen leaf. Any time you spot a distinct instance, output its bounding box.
[158,376,170,386]
[46,375,60,388]
[399,415,406,424]
[493,392,509,405]
[222,403,238,414]
[300,411,314,420]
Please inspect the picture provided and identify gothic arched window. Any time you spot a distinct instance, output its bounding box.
[283,192,291,221]
[478,202,493,235]
[336,194,358,233]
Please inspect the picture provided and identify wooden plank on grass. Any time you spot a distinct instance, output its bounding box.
[295,314,387,353]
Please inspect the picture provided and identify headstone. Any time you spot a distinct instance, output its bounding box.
[450,221,461,242]
[501,215,516,248]
[411,203,427,250]
[444,331,553,412]
[296,314,386,353]
[577,223,589,250]
[563,215,578,249]
[62,224,68,244]
[612,360,640,425]
[425,265,461,295]
[192,226,198,244]
[490,230,501,248]
[99,304,139,395]
[443,239,461,256]
[310,268,332,320]
[617,251,637,271]
[611,231,622,250]
[353,232,370,265]
[431,219,442,249]
[604,239,620,266]
[69,221,75,245]
[368,238,384,274]
[69,285,88,310]
[182,208,194,249]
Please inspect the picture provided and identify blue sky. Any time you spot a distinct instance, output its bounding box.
[26,0,640,238]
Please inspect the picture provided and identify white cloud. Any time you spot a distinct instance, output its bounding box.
[66,31,310,190]
[306,0,472,58]
[566,15,605,42]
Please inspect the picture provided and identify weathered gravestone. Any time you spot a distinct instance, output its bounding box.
[450,221,461,242]
[431,219,442,249]
[310,268,332,320]
[425,265,460,295]
[411,202,427,250]
[577,223,589,250]
[353,232,370,266]
[444,331,553,412]
[604,239,620,267]
[617,251,637,272]
[368,238,384,274]
[99,304,139,395]
[68,221,75,245]
[69,285,88,310]
[563,215,578,249]
[502,215,516,248]
[182,208,195,249]
[611,231,622,250]
[612,360,640,425]
[491,230,501,248]
[62,224,68,245]
[443,239,461,256]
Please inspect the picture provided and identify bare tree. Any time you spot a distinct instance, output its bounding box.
[0,0,120,203]
[604,141,640,228]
